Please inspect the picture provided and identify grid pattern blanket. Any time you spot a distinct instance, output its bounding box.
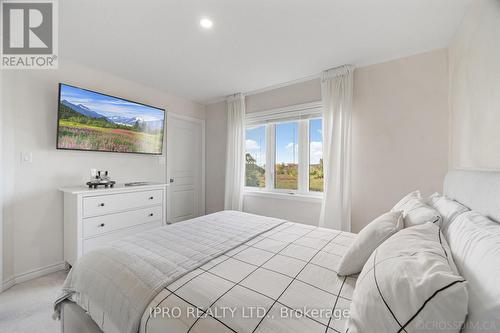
[54,211,286,333]
[139,221,357,333]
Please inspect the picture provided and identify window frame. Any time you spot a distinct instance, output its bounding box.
[244,102,323,198]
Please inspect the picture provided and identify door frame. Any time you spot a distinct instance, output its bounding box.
[166,113,206,223]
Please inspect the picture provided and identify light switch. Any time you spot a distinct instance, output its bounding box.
[21,152,33,164]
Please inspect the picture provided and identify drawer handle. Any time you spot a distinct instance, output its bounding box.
[98,223,105,227]
[149,213,154,217]
[99,203,105,207]
[149,196,154,200]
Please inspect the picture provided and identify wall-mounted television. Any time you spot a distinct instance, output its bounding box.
[57,83,165,155]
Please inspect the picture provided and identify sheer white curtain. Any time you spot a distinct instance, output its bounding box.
[319,65,354,231]
[224,93,246,211]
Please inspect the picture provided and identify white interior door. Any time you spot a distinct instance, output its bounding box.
[167,114,205,223]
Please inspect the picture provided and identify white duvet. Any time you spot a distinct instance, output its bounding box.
[54,211,285,333]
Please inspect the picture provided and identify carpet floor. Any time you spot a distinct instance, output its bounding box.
[0,270,68,333]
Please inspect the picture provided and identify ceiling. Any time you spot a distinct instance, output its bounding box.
[60,0,472,103]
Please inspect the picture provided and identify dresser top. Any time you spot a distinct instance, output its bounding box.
[59,182,168,195]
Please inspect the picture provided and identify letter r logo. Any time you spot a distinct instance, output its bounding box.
[2,2,53,54]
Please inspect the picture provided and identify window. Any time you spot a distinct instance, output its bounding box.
[309,119,323,192]
[244,103,323,195]
[245,125,266,187]
[275,122,299,190]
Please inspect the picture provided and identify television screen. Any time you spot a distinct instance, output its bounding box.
[57,83,165,154]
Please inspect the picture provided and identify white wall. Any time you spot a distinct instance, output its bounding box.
[205,49,449,231]
[1,61,205,284]
[351,49,449,232]
[0,70,4,286]
[243,194,321,227]
[246,79,321,114]
[449,0,500,169]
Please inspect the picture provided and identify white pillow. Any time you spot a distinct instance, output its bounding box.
[427,193,469,231]
[392,190,421,211]
[337,211,404,276]
[445,211,500,333]
[347,223,468,333]
[392,191,441,227]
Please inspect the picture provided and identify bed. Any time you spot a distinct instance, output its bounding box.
[57,170,500,333]
[58,211,357,333]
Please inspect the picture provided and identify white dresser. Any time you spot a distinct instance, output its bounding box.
[60,183,168,266]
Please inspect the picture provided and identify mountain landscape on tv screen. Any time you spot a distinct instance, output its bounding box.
[57,86,164,154]
[60,100,164,132]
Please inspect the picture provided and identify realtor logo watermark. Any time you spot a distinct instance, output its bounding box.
[1,0,58,69]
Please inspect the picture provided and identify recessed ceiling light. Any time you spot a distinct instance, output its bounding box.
[200,18,213,29]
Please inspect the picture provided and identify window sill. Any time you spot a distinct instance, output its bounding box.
[243,190,323,203]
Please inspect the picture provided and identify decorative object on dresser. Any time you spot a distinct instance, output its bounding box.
[60,183,168,266]
[86,169,116,188]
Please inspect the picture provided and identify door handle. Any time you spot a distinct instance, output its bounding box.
[169,178,174,183]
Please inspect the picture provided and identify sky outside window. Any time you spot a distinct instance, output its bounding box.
[245,126,266,187]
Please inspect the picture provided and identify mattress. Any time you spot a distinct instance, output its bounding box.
[138,221,357,333]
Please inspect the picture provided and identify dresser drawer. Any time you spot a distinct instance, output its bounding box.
[83,190,163,217]
[83,220,163,255]
[83,206,163,238]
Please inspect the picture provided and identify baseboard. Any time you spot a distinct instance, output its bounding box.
[2,261,66,292]
[2,277,15,291]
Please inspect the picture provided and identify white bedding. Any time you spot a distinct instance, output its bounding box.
[55,211,286,333]
[347,223,468,333]
[139,220,357,333]
[445,211,500,333]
